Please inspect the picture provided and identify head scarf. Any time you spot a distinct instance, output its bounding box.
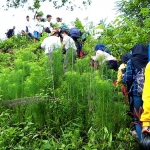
[94,44,111,54]
[95,44,105,51]
[122,53,132,64]
[131,44,148,69]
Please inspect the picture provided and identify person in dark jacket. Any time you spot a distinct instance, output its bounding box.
[6,26,15,38]
[122,43,148,141]
[70,27,82,57]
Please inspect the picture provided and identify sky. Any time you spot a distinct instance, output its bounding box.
[0,0,118,39]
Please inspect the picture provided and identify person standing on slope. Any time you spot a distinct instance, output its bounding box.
[41,30,61,54]
[25,16,33,38]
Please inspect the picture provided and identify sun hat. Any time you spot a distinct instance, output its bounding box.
[50,29,59,36]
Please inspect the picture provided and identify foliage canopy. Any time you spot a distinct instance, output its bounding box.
[4,0,92,11]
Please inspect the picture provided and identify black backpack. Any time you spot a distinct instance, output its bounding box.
[45,27,51,33]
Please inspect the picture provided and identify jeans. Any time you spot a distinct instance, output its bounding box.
[132,95,143,140]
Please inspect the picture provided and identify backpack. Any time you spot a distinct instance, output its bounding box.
[45,27,51,33]
[70,27,81,38]
[136,68,145,95]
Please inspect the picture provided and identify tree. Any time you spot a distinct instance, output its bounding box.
[4,0,92,11]
[116,0,150,25]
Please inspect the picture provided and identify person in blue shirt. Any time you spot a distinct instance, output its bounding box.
[122,43,148,140]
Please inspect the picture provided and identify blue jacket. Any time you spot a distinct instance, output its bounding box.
[122,59,140,96]
[70,27,81,38]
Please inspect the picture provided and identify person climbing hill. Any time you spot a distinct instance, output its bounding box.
[116,53,132,85]
[41,30,61,54]
[122,43,149,141]
[33,15,43,42]
[91,44,118,70]
[25,16,33,38]
[61,30,77,72]
[141,62,150,135]
[5,26,15,38]
[44,15,53,34]
[70,27,83,57]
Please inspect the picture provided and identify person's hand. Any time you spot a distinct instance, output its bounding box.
[122,74,125,77]
[142,126,150,135]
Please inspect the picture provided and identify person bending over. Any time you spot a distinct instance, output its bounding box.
[61,30,77,72]
[41,30,61,54]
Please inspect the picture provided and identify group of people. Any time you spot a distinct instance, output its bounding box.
[91,43,150,146]
[5,14,150,146]
[116,44,150,144]
[5,14,84,69]
[5,14,69,41]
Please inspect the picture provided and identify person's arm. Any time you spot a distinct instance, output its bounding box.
[41,39,46,49]
[141,63,150,134]
[117,68,123,85]
[122,60,133,84]
[91,50,101,61]
[57,38,62,48]
[117,64,126,85]
[62,37,66,48]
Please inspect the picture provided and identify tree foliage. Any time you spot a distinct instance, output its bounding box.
[116,0,150,24]
[4,0,92,11]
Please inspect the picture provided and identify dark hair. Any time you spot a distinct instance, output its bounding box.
[47,15,52,18]
[140,135,150,150]
[54,32,60,37]
[36,15,40,18]
[61,30,69,35]
[41,18,45,22]
[26,16,29,18]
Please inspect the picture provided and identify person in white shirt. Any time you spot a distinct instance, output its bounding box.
[34,15,43,42]
[41,30,61,54]
[44,15,53,34]
[61,30,77,51]
[61,30,77,72]
[91,44,118,70]
[26,16,33,38]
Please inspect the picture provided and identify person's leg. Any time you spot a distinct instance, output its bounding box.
[132,95,143,140]
[28,33,32,38]
[63,49,68,72]
[34,31,37,42]
[72,37,80,57]
[64,48,76,72]
[37,32,40,40]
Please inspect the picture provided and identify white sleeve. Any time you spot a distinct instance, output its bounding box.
[91,50,103,61]
[63,36,67,44]
[57,38,61,48]
[41,39,46,49]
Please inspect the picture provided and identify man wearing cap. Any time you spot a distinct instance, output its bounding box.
[44,15,53,34]
[41,30,61,54]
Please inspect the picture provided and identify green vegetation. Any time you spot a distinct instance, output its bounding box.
[0,0,150,149]
[0,34,138,150]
